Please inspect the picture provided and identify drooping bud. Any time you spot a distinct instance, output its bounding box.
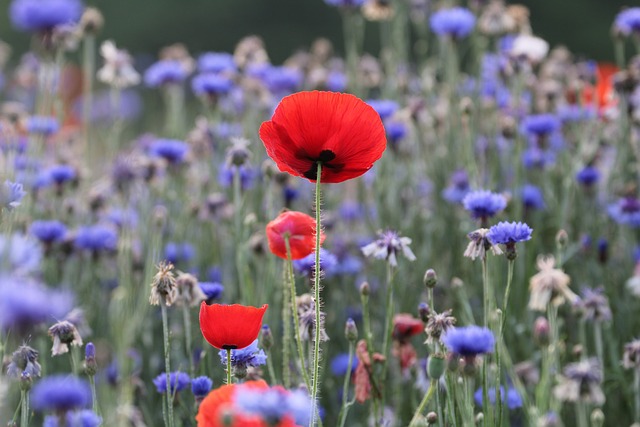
[359,282,370,296]
[260,325,273,351]
[345,318,358,342]
[423,269,437,289]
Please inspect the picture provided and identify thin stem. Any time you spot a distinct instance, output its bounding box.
[266,349,278,385]
[577,402,589,427]
[20,389,29,427]
[82,34,95,152]
[160,304,174,427]
[286,236,312,391]
[496,259,514,427]
[337,341,355,427]
[635,367,640,422]
[233,167,246,304]
[282,237,293,388]
[409,379,437,426]
[361,289,381,426]
[89,375,98,414]
[182,304,194,377]
[226,348,232,385]
[310,162,323,426]
[594,322,604,372]
[381,264,396,377]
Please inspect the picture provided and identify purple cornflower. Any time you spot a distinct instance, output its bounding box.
[576,166,600,187]
[219,339,267,371]
[361,230,416,267]
[26,116,60,136]
[197,52,236,74]
[324,0,366,8]
[6,345,41,379]
[192,73,233,97]
[326,70,347,92]
[442,169,470,204]
[385,120,407,144]
[164,242,195,265]
[330,353,359,376]
[1,180,27,209]
[462,190,507,221]
[47,165,76,185]
[573,287,612,323]
[487,221,533,245]
[74,224,118,252]
[474,386,523,409]
[366,99,399,120]
[522,146,556,169]
[293,249,338,277]
[0,233,42,274]
[10,0,83,32]
[31,375,91,412]
[520,114,561,138]
[152,372,190,394]
[608,197,640,227]
[199,282,224,301]
[442,326,495,356]
[191,376,213,400]
[218,164,257,190]
[614,7,640,36]
[235,386,311,426]
[430,7,476,39]
[144,60,187,87]
[261,66,303,94]
[149,139,189,164]
[30,220,67,244]
[521,184,545,210]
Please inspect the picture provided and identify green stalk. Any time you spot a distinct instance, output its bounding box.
[82,34,95,152]
[182,304,194,377]
[160,304,174,427]
[226,348,232,385]
[409,379,437,426]
[20,390,29,427]
[481,256,493,425]
[310,161,323,426]
[233,167,246,304]
[89,375,98,414]
[635,367,640,422]
[381,264,396,377]
[285,236,312,390]
[594,322,604,372]
[337,341,355,427]
[496,259,515,427]
[281,244,292,388]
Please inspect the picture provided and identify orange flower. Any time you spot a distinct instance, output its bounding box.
[199,303,268,350]
[266,210,325,260]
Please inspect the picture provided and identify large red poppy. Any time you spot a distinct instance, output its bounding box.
[392,313,424,343]
[196,381,269,427]
[199,303,268,350]
[266,210,325,260]
[259,91,387,183]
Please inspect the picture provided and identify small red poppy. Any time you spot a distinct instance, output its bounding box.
[266,210,326,260]
[392,313,424,343]
[259,91,387,183]
[196,381,269,427]
[199,303,268,350]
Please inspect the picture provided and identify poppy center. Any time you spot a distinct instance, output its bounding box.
[222,345,238,350]
[303,150,343,180]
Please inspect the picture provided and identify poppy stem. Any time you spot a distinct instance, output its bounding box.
[282,240,292,388]
[310,161,323,426]
[408,378,437,427]
[160,304,174,427]
[226,348,232,385]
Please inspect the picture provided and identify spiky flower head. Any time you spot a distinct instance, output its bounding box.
[553,358,604,405]
[361,229,416,267]
[464,228,503,261]
[149,261,177,306]
[529,255,576,311]
[48,320,83,356]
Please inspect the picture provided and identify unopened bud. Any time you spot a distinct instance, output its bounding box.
[260,325,273,350]
[590,409,604,427]
[84,342,97,376]
[418,302,430,323]
[423,269,437,289]
[475,412,484,424]
[555,229,568,249]
[345,318,358,342]
[426,412,438,425]
[20,372,32,391]
[359,282,370,296]
[533,317,550,346]
[446,353,460,372]
[428,354,446,379]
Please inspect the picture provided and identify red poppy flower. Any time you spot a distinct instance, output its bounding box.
[196,381,269,427]
[199,303,268,350]
[266,210,326,260]
[259,91,387,183]
[392,313,424,343]
[571,63,618,113]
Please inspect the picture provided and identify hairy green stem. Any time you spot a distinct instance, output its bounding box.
[182,304,194,378]
[310,161,323,426]
[409,379,437,426]
[337,341,355,427]
[226,348,232,385]
[160,304,174,427]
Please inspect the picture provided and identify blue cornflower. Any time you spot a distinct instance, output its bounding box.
[144,60,187,87]
[262,66,303,93]
[149,139,189,164]
[430,7,476,39]
[487,221,533,245]
[74,225,118,252]
[10,0,82,32]
[385,120,407,144]
[1,180,27,209]
[576,166,600,187]
[521,184,545,210]
[43,410,102,427]
[47,165,76,185]
[199,282,224,301]
[462,190,507,221]
[326,70,347,92]
[614,7,640,36]
[31,375,91,412]
[197,52,236,74]
[218,164,257,190]
[442,169,470,204]
[26,116,60,136]
[164,242,195,265]
[442,326,495,356]
[6,345,41,379]
[0,233,42,274]
[30,220,67,244]
[339,200,365,221]
[192,73,233,97]
[474,386,523,409]
[520,114,560,138]
[361,230,416,267]
[366,99,399,120]
[103,208,139,229]
[0,276,73,331]
[293,248,338,277]
[152,371,190,394]
[522,146,556,169]
[191,376,213,400]
[235,386,311,426]
[557,105,595,123]
[219,339,267,370]
[324,0,366,8]
[608,197,640,227]
[330,353,359,376]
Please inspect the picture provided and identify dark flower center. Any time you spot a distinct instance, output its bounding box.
[303,149,344,180]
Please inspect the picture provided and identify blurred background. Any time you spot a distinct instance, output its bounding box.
[0,0,634,64]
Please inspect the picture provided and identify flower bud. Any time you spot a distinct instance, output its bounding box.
[426,412,438,425]
[345,318,358,342]
[260,325,273,351]
[555,229,568,249]
[590,409,604,427]
[359,281,370,296]
[533,316,550,346]
[423,269,437,289]
[20,372,32,391]
[84,342,97,376]
[428,354,446,379]
[418,302,430,323]
[475,413,484,425]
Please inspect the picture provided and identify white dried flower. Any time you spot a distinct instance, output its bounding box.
[97,40,141,89]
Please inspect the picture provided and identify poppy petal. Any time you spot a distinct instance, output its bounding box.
[266,210,325,259]
[199,303,268,350]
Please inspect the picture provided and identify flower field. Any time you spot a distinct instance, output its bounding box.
[2,1,640,426]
